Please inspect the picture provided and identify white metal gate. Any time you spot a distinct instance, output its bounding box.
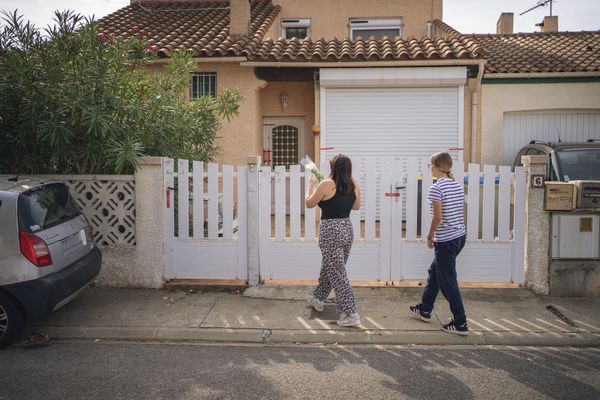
[261,158,526,283]
[164,157,526,283]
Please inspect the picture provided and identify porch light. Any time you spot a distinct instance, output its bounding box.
[280,92,288,110]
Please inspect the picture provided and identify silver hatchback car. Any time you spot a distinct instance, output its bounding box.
[0,176,102,348]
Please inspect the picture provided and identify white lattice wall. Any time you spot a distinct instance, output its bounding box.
[40,175,136,246]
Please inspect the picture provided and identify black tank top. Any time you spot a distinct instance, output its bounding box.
[319,189,356,219]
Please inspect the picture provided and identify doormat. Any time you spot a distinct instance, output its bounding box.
[309,304,339,320]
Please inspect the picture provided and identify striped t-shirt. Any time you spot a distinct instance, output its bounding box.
[427,178,466,242]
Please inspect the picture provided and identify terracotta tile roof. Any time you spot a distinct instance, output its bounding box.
[98,0,280,58]
[250,35,481,62]
[433,19,463,38]
[98,1,481,62]
[98,2,599,73]
[470,31,600,74]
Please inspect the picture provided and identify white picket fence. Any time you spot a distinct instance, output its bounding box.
[164,157,526,283]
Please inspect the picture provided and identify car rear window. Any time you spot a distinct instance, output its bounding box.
[557,149,600,181]
[18,183,81,233]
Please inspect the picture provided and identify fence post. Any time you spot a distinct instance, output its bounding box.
[246,155,262,286]
[522,155,550,294]
[132,156,167,288]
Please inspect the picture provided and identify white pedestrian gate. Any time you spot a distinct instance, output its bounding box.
[163,159,248,280]
[164,158,526,283]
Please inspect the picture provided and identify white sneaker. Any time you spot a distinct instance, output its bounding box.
[337,312,361,327]
[307,296,324,312]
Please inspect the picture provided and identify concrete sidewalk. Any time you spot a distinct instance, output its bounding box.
[29,286,600,347]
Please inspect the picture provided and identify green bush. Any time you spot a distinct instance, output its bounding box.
[0,10,242,174]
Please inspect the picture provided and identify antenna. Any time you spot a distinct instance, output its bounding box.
[520,0,555,16]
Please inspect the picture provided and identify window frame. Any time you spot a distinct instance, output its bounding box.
[190,72,217,99]
[349,18,403,40]
[281,18,311,41]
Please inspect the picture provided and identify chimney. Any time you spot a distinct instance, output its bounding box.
[539,16,559,32]
[230,0,251,39]
[496,12,514,34]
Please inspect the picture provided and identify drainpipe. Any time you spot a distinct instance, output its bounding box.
[471,60,486,164]
[426,21,433,38]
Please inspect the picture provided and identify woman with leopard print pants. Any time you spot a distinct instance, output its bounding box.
[305,154,362,327]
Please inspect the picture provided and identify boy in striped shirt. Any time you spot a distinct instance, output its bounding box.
[409,152,469,336]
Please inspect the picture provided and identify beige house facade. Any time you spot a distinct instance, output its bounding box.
[100,1,600,169]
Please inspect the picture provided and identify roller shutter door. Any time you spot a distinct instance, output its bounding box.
[502,110,600,165]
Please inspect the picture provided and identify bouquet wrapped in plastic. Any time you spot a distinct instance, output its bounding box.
[300,155,324,182]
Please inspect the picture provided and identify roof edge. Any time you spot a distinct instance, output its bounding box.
[241,59,485,67]
[483,71,600,79]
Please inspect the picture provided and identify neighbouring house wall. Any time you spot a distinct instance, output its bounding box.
[260,81,316,158]
[265,0,442,40]
[480,81,600,166]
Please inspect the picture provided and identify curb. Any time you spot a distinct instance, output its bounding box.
[36,325,600,347]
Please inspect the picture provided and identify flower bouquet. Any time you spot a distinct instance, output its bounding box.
[300,155,324,182]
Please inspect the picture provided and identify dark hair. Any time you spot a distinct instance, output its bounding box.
[329,154,355,194]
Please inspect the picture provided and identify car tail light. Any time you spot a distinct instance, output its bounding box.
[83,215,94,241]
[19,231,53,267]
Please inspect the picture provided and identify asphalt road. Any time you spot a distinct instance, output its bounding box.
[1,342,599,400]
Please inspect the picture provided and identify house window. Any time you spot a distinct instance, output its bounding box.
[349,18,402,40]
[191,72,217,98]
[282,19,310,41]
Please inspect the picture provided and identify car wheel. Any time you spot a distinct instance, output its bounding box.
[0,291,25,349]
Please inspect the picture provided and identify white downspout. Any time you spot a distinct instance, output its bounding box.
[471,61,485,163]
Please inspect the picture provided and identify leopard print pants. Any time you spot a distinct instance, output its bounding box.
[312,218,358,315]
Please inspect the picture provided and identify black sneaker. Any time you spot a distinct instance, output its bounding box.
[409,304,432,323]
[442,320,469,336]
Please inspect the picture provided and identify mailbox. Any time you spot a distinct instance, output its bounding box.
[573,180,600,209]
[544,182,576,211]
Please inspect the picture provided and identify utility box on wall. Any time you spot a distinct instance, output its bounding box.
[574,180,600,209]
[551,214,600,258]
[544,182,576,211]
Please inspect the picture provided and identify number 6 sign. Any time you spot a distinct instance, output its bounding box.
[531,174,545,188]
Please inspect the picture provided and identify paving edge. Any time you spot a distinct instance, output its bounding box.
[36,326,600,347]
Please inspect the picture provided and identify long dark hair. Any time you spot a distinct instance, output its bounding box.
[329,154,355,194]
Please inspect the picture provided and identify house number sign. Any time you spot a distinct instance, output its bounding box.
[531,174,545,188]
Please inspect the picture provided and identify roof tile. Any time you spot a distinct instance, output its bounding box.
[99,0,280,58]
[471,31,600,73]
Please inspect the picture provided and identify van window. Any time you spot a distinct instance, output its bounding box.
[18,183,80,233]
[556,149,600,181]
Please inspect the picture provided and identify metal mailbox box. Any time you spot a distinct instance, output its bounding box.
[574,180,600,209]
[544,182,576,211]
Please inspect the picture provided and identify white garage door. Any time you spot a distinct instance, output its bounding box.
[502,110,600,165]
[319,67,466,169]
[321,87,461,163]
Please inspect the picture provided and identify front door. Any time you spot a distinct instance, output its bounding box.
[263,117,304,168]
